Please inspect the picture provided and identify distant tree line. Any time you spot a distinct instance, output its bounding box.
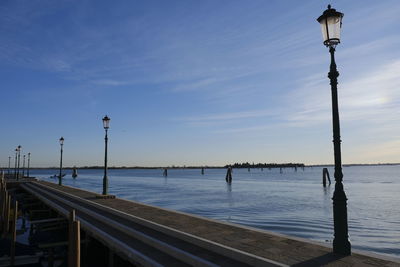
[225,162,305,168]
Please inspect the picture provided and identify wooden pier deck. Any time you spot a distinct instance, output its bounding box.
[7,179,400,266]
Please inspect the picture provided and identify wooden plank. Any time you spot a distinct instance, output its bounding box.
[38,241,68,249]
[30,217,66,225]
[0,255,40,267]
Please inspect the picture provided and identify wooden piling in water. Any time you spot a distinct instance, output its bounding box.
[225,167,232,183]
[322,168,331,187]
[10,200,18,266]
[163,168,168,177]
[201,168,204,175]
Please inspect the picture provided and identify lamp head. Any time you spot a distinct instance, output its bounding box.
[317,5,344,47]
[102,115,110,130]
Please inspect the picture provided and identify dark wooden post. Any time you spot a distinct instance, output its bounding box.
[4,194,10,236]
[68,209,75,267]
[10,200,17,266]
[73,220,81,267]
[69,209,80,267]
[225,167,232,183]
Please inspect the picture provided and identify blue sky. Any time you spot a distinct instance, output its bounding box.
[1,0,399,167]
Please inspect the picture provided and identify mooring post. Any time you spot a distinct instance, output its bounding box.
[323,168,332,187]
[225,167,232,183]
[201,168,204,175]
[10,200,17,266]
[163,168,168,177]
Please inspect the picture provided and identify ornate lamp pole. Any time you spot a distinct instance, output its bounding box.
[59,137,64,186]
[16,145,21,180]
[102,115,110,195]
[27,153,31,178]
[317,5,351,255]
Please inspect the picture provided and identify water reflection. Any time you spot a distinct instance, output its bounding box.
[226,182,233,220]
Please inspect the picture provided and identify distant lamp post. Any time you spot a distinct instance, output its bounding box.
[22,154,26,178]
[102,115,110,195]
[59,137,64,186]
[27,152,31,178]
[8,156,11,174]
[317,5,351,255]
[16,145,21,180]
[14,149,18,179]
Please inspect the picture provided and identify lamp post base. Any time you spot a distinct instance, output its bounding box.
[332,182,351,255]
[102,175,108,195]
[95,194,115,199]
[333,238,351,255]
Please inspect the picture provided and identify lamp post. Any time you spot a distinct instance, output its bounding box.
[27,153,31,178]
[16,145,21,180]
[59,137,64,186]
[14,148,18,179]
[317,5,351,255]
[8,156,11,174]
[102,115,110,195]
[22,154,26,178]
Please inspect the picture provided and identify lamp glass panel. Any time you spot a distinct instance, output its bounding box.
[326,15,342,44]
[103,118,110,129]
[319,18,328,43]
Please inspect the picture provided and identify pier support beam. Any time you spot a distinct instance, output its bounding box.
[10,200,18,266]
[69,209,81,267]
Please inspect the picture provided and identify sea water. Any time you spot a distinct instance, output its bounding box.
[29,165,400,259]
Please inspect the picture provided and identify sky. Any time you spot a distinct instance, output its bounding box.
[1,0,399,167]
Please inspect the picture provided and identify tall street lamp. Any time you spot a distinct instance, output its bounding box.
[59,137,64,186]
[16,145,21,180]
[102,115,110,195]
[22,154,26,178]
[317,5,351,255]
[27,152,31,178]
[14,148,18,179]
[8,156,11,174]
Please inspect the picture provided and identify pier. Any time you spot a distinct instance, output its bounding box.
[1,177,399,266]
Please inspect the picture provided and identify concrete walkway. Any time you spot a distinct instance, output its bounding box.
[33,180,400,266]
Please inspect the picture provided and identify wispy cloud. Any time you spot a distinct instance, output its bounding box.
[177,109,279,122]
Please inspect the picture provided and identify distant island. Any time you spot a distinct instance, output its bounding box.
[24,162,399,170]
[225,162,304,168]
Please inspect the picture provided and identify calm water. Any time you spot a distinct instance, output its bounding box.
[30,166,400,259]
